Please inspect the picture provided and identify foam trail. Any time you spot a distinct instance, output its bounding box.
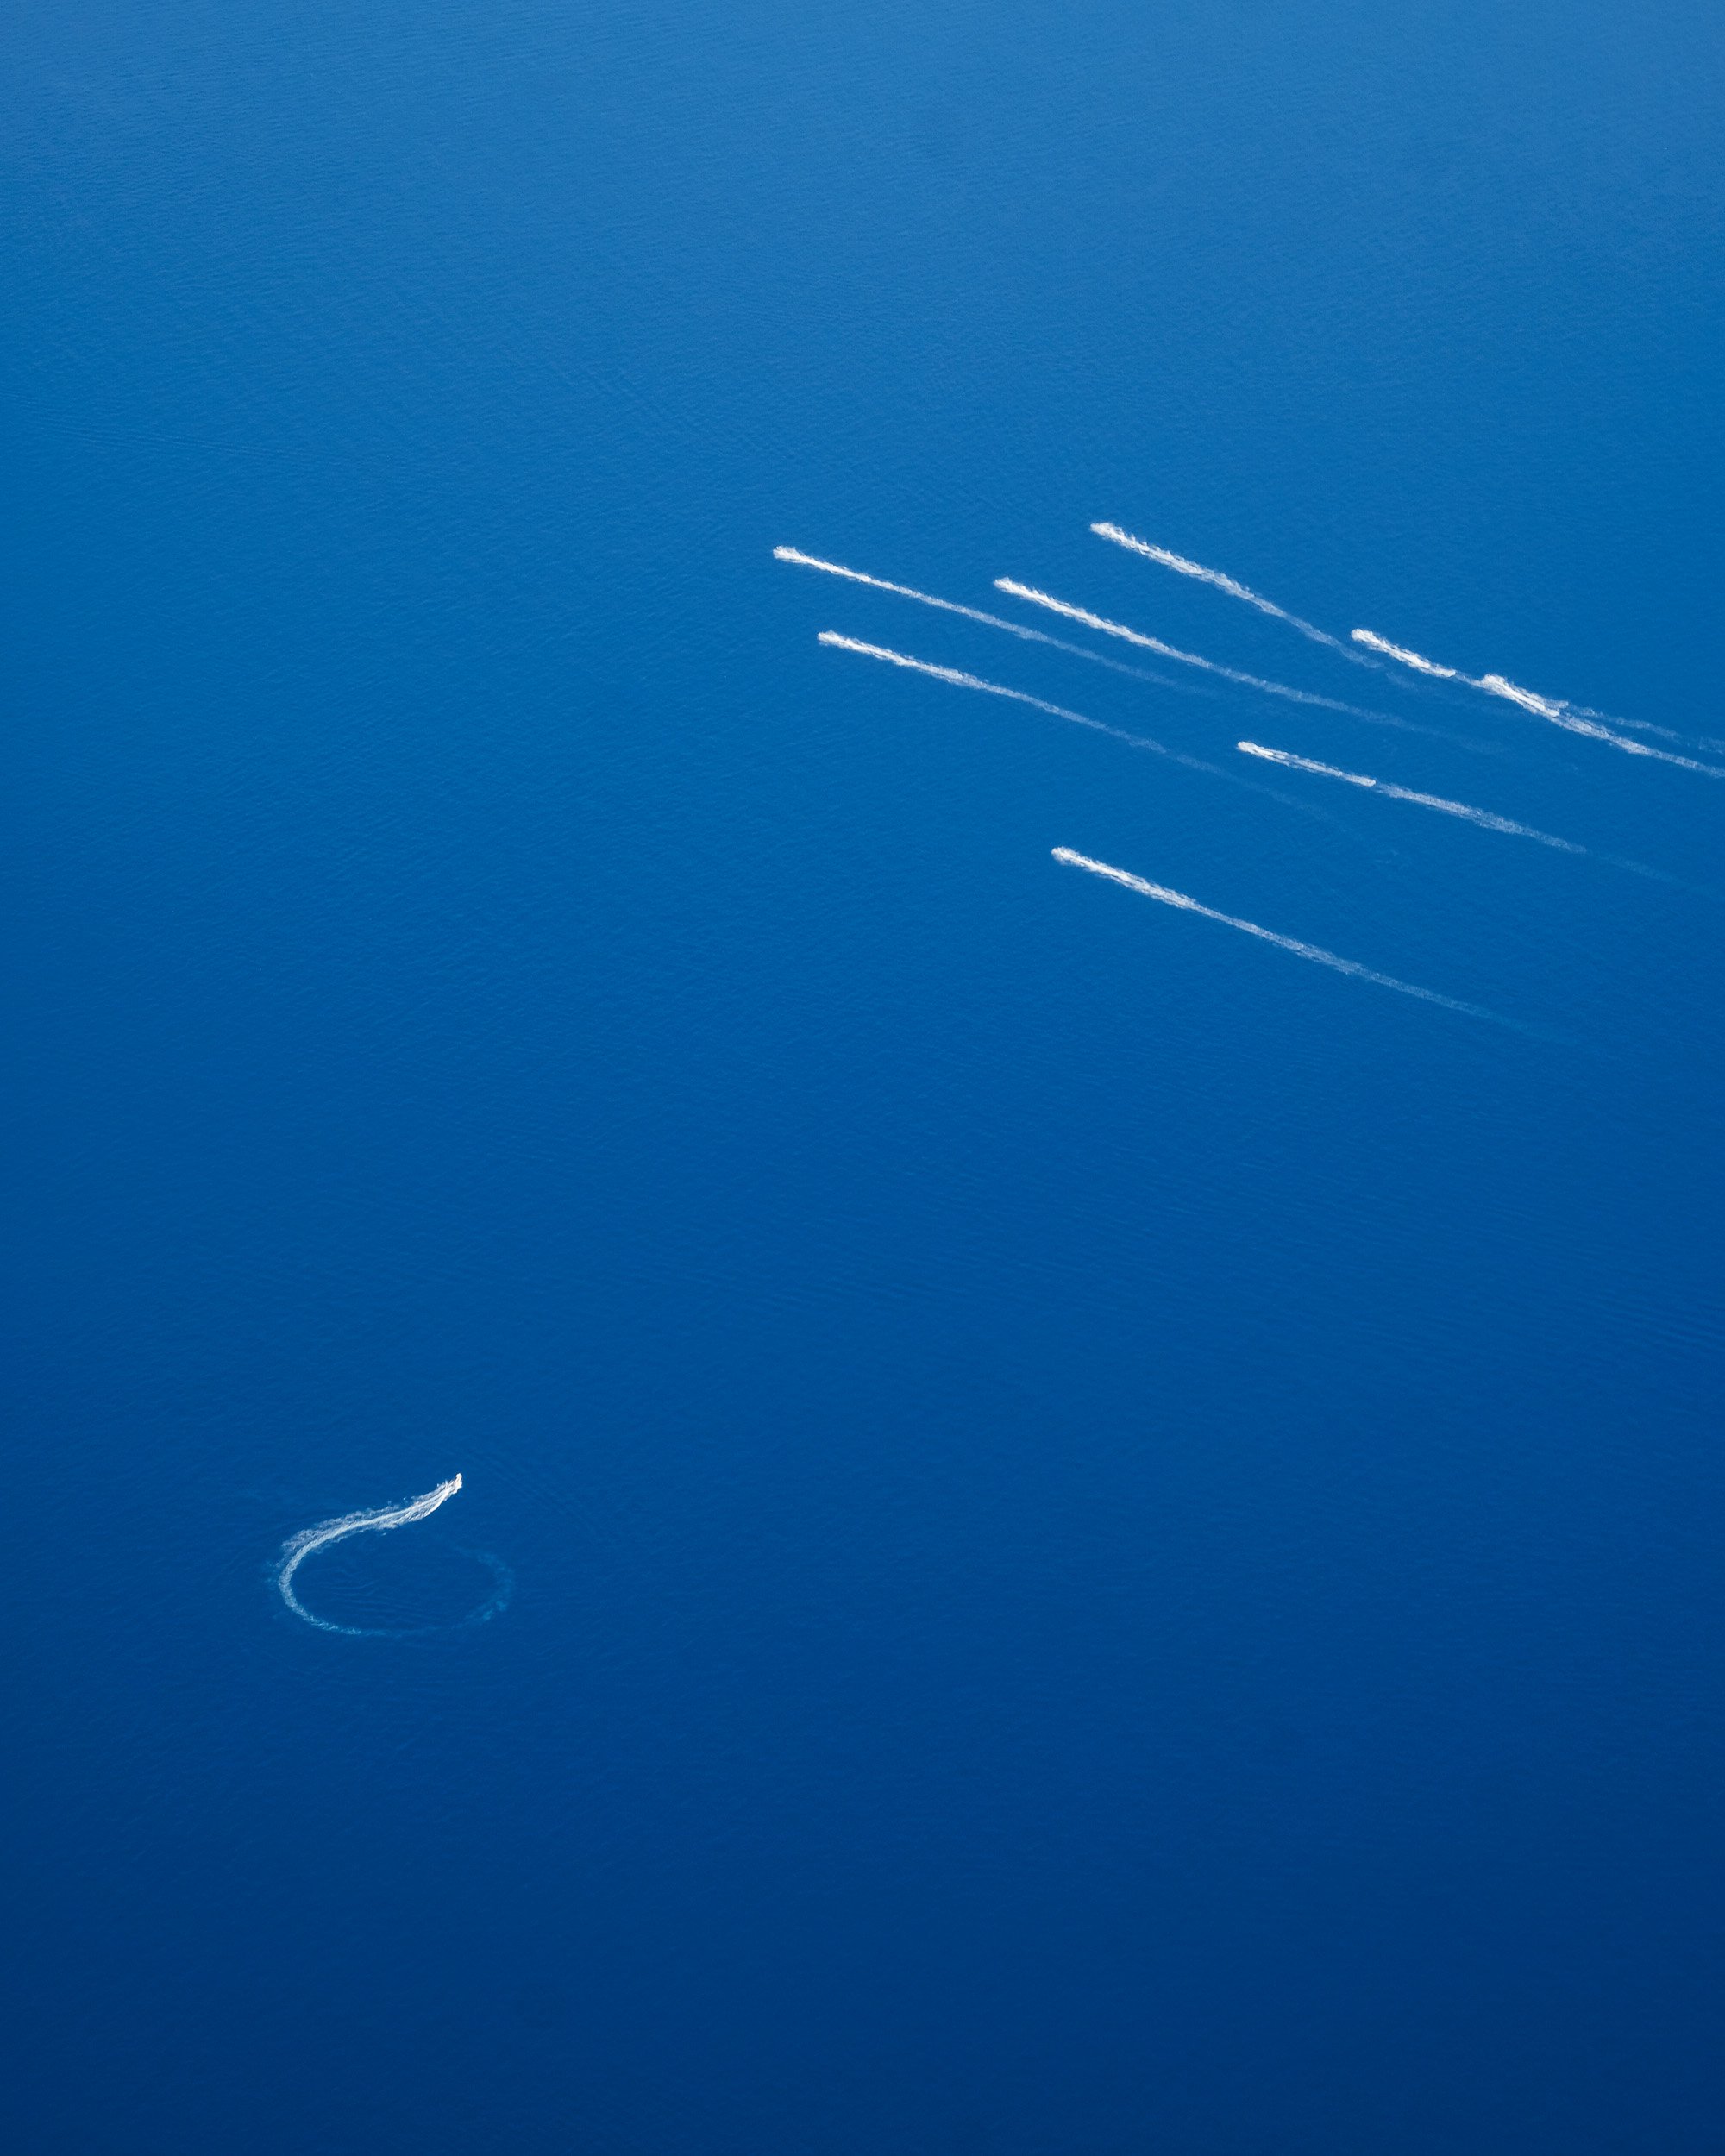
[820,632,1178,749]
[818,632,1352,827]
[1051,848,1529,1033]
[994,580,1471,744]
[277,1475,510,1637]
[1090,523,1369,662]
[1354,629,1725,775]
[1352,629,1457,680]
[1236,742,1585,851]
[775,547,1192,695]
[1551,700,1725,751]
[1238,740,1711,897]
[1467,674,1723,771]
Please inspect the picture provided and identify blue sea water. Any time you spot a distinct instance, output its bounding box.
[5,3,1724,2148]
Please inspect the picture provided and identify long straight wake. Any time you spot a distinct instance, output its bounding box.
[277,1476,510,1637]
[1235,742,1585,851]
[1089,523,1367,661]
[1352,630,1725,774]
[1238,741,1708,896]
[819,632,1176,749]
[1350,630,1456,680]
[994,580,1470,743]
[817,633,1352,825]
[774,547,1193,694]
[1051,848,1531,1033]
[1090,535,1711,768]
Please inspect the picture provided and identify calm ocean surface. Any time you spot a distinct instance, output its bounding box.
[6,3,1724,2149]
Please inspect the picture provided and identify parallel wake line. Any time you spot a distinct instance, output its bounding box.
[1349,630,1454,680]
[1239,740,1709,897]
[1235,741,1584,851]
[819,632,1177,749]
[1559,702,1725,752]
[1051,849,1532,1033]
[817,633,1348,825]
[1088,533,1716,767]
[994,580,1472,743]
[1352,630,1725,775]
[774,547,1193,695]
[1089,523,1368,661]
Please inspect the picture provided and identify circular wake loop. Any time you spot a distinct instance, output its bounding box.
[275,1474,511,1637]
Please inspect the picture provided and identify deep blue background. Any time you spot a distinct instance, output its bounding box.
[5,3,1724,2149]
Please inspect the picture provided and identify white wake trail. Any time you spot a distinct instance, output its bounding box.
[1235,742,1585,851]
[1351,630,1457,680]
[1237,740,1708,896]
[1089,523,1368,661]
[819,632,1173,749]
[817,632,1352,827]
[994,580,1466,743]
[277,1475,510,1637]
[1352,630,1725,774]
[1051,849,1528,1032]
[1551,700,1725,752]
[774,547,1191,694]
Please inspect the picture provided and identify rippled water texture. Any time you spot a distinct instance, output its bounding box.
[7,2,1725,2151]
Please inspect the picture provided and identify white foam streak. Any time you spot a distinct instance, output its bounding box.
[1238,741,1708,895]
[995,580,1214,671]
[1354,630,1725,775]
[1557,701,1724,750]
[1236,741,1585,851]
[1479,674,1567,719]
[818,632,1167,749]
[277,1476,504,1637]
[1477,680,1723,771]
[994,580,1452,738]
[1352,629,1457,679]
[774,547,1187,693]
[1090,523,1365,660]
[1051,849,1520,1030]
[817,633,1346,823]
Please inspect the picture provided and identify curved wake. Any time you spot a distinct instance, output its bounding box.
[276,1475,511,1637]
